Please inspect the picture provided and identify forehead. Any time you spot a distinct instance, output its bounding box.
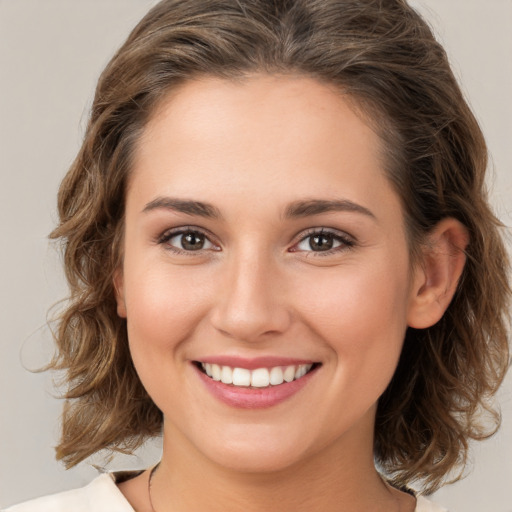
[139,74,378,159]
[128,74,400,223]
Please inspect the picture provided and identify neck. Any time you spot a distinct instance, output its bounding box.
[150,417,405,512]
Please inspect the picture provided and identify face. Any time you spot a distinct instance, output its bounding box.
[116,74,420,473]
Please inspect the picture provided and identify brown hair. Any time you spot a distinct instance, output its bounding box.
[49,0,510,493]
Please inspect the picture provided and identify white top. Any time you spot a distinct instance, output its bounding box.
[3,473,448,511]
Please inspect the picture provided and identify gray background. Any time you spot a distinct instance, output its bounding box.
[1,1,511,510]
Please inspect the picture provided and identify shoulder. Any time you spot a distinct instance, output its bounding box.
[415,495,448,512]
[2,473,134,512]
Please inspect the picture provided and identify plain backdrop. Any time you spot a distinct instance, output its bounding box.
[1,1,511,510]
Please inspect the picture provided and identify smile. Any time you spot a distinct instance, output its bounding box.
[199,362,315,388]
[194,357,321,408]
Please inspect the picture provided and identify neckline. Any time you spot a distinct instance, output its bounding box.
[103,470,443,512]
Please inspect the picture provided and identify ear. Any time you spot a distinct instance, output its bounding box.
[407,218,469,329]
[113,267,127,318]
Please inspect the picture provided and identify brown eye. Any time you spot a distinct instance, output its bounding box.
[293,229,354,254]
[309,233,334,251]
[163,230,216,252]
[181,232,205,250]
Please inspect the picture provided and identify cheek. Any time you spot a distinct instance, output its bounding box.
[121,262,217,413]
[122,259,214,360]
[295,258,411,380]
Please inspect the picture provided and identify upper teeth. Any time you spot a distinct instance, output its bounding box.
[201,363,313,388]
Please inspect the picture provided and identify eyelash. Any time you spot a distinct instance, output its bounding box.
[157,227,219,255]
[291,228,356,256]
[157,226,356,256]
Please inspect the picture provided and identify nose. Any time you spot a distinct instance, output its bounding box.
[209,251,292,343]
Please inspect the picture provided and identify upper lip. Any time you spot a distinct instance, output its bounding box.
[194,356,317,370]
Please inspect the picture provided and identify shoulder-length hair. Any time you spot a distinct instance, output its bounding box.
[49,0,510,493]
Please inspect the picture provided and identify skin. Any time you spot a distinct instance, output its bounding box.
[115,74,467,512]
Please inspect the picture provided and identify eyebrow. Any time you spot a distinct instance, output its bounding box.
[142,196,375,221]
[142,197,222,219]
[284,198,376,220]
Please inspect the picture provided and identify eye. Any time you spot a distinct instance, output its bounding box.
[159,229,218,252]
[292,229,354,254]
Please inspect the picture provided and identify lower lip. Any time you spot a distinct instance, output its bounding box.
[194,365,319,409]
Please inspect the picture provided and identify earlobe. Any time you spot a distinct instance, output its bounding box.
[407,218,469,329]
[113,268,127,318]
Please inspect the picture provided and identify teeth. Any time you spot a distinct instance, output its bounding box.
[200,363,314,388]
[283,365,295,382]
[220,366,233,384]
[269,367,284,385]
[211,364,221,381]
[295,364,309,379]
[232,368,251,386]
[251,368,270,388]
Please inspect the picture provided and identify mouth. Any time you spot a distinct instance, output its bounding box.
[194,361,321,389]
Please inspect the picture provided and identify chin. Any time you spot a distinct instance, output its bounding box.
[184,422,315,474]
[207,442,308,475]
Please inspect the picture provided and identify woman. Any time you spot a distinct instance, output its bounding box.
[4,0,510,511]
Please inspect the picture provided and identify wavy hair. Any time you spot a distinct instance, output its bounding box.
[49,0,510,493]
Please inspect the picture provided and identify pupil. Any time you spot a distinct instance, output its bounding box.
[182,232,204,250]
[310,233,333,251]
